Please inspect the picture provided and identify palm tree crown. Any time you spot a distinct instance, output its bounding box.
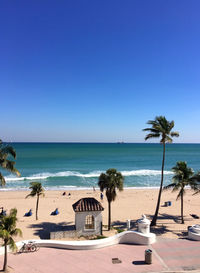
[26,182,45,220]
[98,168,124,230]
[0,140,20,186]
[26,182,45,198]
[164,161,199,224]
[0,208,22,272]
[171,161,195,187]
[143,116,179,226]
[143,116,179,143]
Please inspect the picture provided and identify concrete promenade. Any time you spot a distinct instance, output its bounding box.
[1,238,200,273]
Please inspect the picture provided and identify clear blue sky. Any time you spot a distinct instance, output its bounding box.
[1,0,200,143]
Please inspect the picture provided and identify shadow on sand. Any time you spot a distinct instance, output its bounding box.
[28,221,74,239]
[112,214,184,238]
[145,212,182,224]
[145,213,190,238]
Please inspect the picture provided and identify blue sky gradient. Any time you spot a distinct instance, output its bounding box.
[1,0,200,142]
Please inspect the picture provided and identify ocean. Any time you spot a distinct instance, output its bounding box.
[2,143,200,191]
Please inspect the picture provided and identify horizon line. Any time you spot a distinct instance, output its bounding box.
[4,141,200,144]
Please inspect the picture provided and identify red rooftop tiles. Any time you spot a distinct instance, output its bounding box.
[72,197,104,212]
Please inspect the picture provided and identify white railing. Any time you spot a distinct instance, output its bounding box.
[0,230,156,255]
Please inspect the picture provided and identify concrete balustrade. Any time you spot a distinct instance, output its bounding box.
[188,225,200,241]
[0,230,156,255]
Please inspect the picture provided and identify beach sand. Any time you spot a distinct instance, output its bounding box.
[0,188,199,241]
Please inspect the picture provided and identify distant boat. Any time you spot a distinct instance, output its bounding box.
[117,141,124,144]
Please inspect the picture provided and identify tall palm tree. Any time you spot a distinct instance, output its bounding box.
[164,161,199,224]
[143,116,179,226]
[0,140,20,186]
[98,168,124,230]
[0,208,22,272]
[26,182,45,220]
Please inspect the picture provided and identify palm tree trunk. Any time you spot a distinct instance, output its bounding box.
[36,194,39,220]
[108,201,111,231]
[181,190,184,224]
[151,142,166,227]
[3,242,7,272]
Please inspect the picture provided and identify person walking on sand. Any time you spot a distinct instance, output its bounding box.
[100,192,103,201]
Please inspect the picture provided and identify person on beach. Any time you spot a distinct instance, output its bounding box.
[100,192,103,201]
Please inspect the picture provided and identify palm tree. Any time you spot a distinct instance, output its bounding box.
[0,140,20,186]
[98,168,124,230]
[0,208,22,272]
[143,116,179,226]
[164,161,199,224]
[26,182,45,220]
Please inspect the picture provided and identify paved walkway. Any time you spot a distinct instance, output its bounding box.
[1,238,200,273]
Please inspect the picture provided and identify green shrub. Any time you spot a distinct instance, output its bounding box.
[116,229,125,233]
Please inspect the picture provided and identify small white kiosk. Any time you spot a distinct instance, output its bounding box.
[72,198,104,236]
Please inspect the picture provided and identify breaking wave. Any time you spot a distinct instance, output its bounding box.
[5,169,173,182]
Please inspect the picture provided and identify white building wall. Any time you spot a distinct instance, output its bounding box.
[75,211,102,236]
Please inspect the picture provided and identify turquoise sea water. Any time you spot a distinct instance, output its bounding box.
[2,143,200,191]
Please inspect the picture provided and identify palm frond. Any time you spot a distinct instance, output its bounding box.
[143,128,161,133]
[193,189,200,195]
[169,120,175,130]
[0,145,16,159]
[170,131,179,137]
[98,173,108,191]
[7,237,17,252]
[0,141,20,187]
[172,184,182,192]
[0,230,9,240]
[10,228,22,237]
[26,192,36,198]
[145,133,160,140]
[165,136,173,143]
[190,172,200,183]
[10,208,17,217]
[163,183,176,190]
[0,160,20,176]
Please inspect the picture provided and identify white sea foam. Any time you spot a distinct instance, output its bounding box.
[121,170,173,176]
[5,169,173,182]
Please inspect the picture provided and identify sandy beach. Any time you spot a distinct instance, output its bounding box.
[0,188,199,241]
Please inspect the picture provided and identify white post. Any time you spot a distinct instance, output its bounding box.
[126,219,131,230]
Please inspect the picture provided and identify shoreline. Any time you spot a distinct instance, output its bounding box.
[0,186,160,192]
